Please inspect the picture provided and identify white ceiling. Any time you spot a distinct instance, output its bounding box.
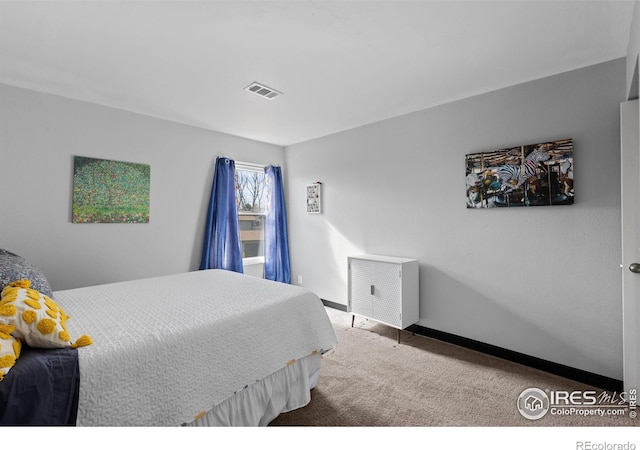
[0,1,635,146]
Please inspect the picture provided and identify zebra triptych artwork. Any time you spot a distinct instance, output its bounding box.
[466,138,574,208]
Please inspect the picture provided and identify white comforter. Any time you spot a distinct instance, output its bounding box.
[54,269,337,426]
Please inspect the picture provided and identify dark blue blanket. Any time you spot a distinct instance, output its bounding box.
[0,346,79,426]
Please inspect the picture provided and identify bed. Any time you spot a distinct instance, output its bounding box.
[0,250,337,426]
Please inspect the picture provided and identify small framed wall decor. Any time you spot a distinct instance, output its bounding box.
[306,183,322,213]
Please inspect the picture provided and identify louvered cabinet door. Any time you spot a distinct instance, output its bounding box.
[371,261,403,328]
[348,257,374,319]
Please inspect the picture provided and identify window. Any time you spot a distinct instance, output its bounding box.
[235,163,268,261]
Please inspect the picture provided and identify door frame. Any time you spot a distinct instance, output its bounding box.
[621,98,640,392]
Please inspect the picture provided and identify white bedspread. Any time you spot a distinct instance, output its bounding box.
[54,269,337,426]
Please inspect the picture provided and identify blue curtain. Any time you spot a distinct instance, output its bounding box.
[264,165,291,283]
[199,157,244,273]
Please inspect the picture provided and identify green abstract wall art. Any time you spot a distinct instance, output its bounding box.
[72,156,150,223]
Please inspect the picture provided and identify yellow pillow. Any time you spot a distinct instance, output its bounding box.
[0,280,92,349]
[0,323,21,381]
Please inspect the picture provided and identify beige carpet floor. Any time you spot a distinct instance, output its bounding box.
[270,307,638,427]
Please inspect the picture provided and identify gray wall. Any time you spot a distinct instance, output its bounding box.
[0,84,284,290]
[284,59,626,379]
[627,1,639,100]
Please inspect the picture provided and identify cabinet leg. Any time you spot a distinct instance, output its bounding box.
[351,315,355,328]
[397,329,400,344]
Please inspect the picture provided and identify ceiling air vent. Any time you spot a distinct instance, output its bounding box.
[244,82,282,100]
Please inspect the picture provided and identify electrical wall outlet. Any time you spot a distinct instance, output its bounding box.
[297,275,303,285]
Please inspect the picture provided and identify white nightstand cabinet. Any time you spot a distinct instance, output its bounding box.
[347,255,419,343]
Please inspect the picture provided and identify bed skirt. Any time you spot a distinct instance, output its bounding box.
[186,352,321,427]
